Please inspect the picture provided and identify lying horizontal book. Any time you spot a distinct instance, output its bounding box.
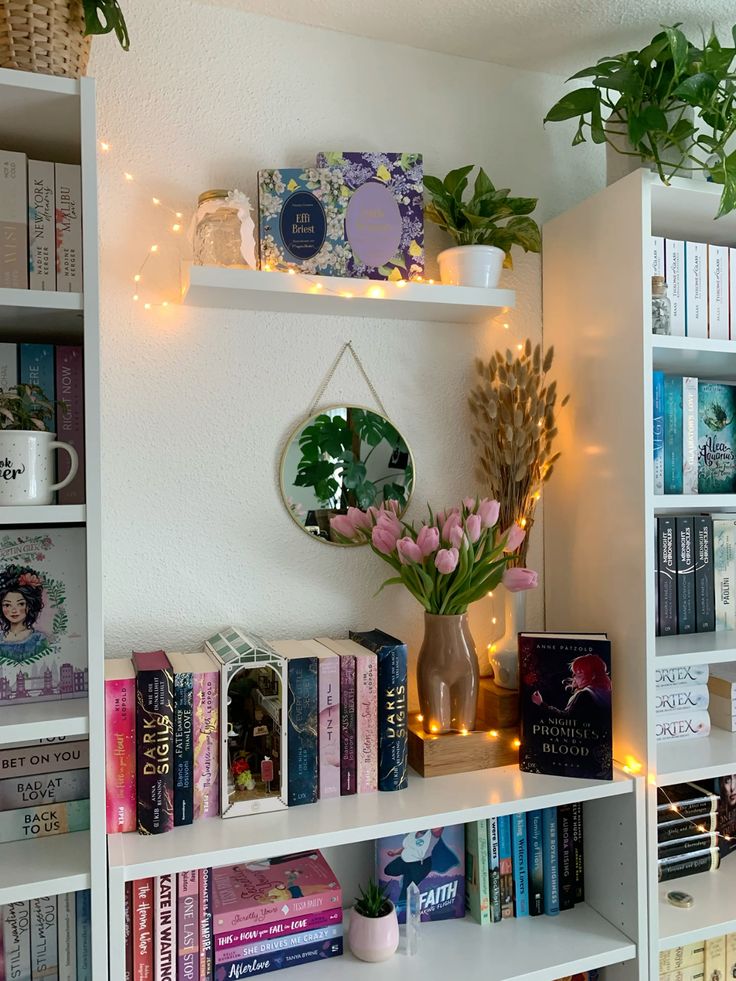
[658,813,716,843]
[0,798,89,842]
[658,833,718,861]
[657,783,718,822]
[658,847,720,882]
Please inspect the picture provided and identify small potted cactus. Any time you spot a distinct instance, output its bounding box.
[347,880,399,963]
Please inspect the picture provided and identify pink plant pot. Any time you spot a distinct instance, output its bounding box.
[348,904,400,962]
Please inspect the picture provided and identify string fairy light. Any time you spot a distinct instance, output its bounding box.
[640,781,732,844]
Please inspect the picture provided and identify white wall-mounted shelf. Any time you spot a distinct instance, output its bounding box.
[658,866,736,949]
[653,335,736,376]
[0,504,86,525]
[181,263,515,324]
[0,287,83,335]
[655,631,736,668]
[0,697,89,746]
[0,830,91,906]
[658,727,736,783]
[653,494,736,512]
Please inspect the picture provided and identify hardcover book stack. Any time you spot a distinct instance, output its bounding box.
[650,235,735,340]
[708,663,736,731]
[655,665,711,743]
[661,933,736,981]
[657,782,721,881]
[0,149,82,292]
[461,807,585,924]
[0,890,91,980]
[654,513,714,638]
[127,851,342,980]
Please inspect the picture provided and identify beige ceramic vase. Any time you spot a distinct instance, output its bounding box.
[417,612,479,734]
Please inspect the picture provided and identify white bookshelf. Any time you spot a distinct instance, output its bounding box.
[0,67,104,974]
[543,168,736,975]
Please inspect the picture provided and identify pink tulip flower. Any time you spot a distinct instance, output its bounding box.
[442,512,462,542]
[377,509,402,539]
[416,524,440,557]
[465,513,482,543]
[478,499,500,529]
[397,537,424,565]
[449,525,466,550]
[435,547,459,574]
[372,523,399,556]
[503,567,538,592]
[347,507,372,532]
[464,497,477,511]
[331,514,357,539]
[503,523,526,553]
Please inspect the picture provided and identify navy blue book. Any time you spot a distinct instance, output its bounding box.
[694,516,715,633]
[168,653,194,827]
[271,640,319,806]
[676,517,695,635]
[511,812,529,917]
[350,628,408,792]
[542,807,560,916]
[526,809,544,916]
[573,801,585,903]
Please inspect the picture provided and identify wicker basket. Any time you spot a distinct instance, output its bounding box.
[0,0,91,78]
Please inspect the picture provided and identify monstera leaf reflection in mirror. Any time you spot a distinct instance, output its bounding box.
[281,405,415,545]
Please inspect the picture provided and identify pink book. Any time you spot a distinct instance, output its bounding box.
[316,648,340,799]
[212,851,342,935]
[133,879,153,981]
[55,346,85,505]
[154,874,176,981]
[193,653,220,819]
[215,908,342,954]
[104,659,136,833]
[177,871,199,981]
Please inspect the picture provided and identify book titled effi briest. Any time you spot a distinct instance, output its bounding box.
[133,649,174,835]
[519,633,613,781]
[377,825,465,923]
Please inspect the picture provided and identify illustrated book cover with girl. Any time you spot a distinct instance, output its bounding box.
[518,632,612,781]
[376,825,465,923]
[0,528,86,705]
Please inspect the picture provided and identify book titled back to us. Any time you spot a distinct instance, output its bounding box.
[519,633,612,781]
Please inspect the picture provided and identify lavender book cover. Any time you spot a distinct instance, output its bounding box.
[376,825,465,923]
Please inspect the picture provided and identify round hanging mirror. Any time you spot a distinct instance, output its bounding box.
[280,405,415,545]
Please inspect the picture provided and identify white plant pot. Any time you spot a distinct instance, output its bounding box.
[437,245,504,288]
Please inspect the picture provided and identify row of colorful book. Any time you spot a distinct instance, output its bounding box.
[126,850,342,981]
[653,374,736,496]
[658,775,736,882]
[661,934,736,981]
[0,342,85,505]
[0,737,89,843]
[0,891,91,980]
[462,806,584,923]
[650,236,735,340]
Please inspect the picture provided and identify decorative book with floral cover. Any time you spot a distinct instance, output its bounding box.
[0,527,86,705]
[376,825,465,923]
[316,152,424,281]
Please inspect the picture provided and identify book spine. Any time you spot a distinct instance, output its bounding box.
[54,163,83,292]
[55,346,85,505]
[488,816,501,923]
[658,814,715,842]
[657,797,716,821]
[0,150,28,289]
[655,685,710,713]
[732,249,736,339]
[660,940,706,973]
[30,896,57,981]
[377,644,408,792]
[286,657,319,806]
[542,807,560,916]
[177,871,199,981]
[651,236,665,277]
[666,239,686,336]
[655,518,660,634]
[19,344,55,403]
[4,902,31,981]
[512,812,529,917]
[173,669,194,826]
[199,866,213,981]
[318,654,340,799]
[74,891,91,981]
[135,665,174,835]
[572,801,584,904]
[131,880,153,981]
[124,883,132,981]
[0,343,17,390]
[655,665,709,688]
[105,672,136,833]
[193,667,219,819]
[0,741,89,780]
[464,819,491,924]
[714,518,736,630]
[682,376,699,495]
[154,874,176,981]
[339,655,356,796]
[659,833,717,859]
[57,894,75,981]
[653,371,665,494]
[656,710,711,741]
[658,848,720,881]
[686,241,708,338]
[694,516,715,633]
[708,692,736,730]
[709,244,730,339]
[0,799,89,842]
[705,936,727,981]
[0,768,88,809]
[497,815,513,919]
[664,376,684,495]
[217,938,342,978]
[557,804,575,911]
[27,160,56,291]
[355,653,377,795]
[526,809,544,916]
[215,910,343,952]
[676,516,695,634]
[658,516,678,635]
[727,934,736,979]
[215,925,343,965]
[213,889,343,935]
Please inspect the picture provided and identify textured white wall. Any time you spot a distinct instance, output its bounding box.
[90,1,600,701]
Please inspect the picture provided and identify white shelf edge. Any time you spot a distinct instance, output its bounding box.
[657,727,736,783]
[0,830,90,906]
[0,287,83,312]
[0,67,80,97]
[0,504,85,525]
[0,697,89,746]
[655,631,736,668]
[653,495,736,512]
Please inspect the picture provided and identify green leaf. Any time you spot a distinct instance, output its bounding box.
[423,174,449,199]
[672,72,718,105]
[716,149,736,218]
[473,167,494,199]
[82,0,130,50]
[544,87,600,122]
[568,59,622,80]
[443,165,474,200]
[342,460,367,490]
[354,482,378,509]
[664,26,689,75]
[639,105,669,132]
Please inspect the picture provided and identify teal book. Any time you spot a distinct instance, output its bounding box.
[526,809,544,916]
[512,812,529,917]
[653,371,665,494]
[698,382,736,494]
[542,807,560,916]
[664,375,684,494]
[19,344,55,403]
[75,890,91,981]
[498,814,513,919]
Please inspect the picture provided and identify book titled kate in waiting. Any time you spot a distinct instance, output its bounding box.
[519,633,613,781]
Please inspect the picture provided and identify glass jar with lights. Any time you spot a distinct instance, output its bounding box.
[193,189,252,268]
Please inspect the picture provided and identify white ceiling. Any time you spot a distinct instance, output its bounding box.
[198,0,735,75]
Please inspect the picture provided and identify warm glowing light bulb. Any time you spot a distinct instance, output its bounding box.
[490,644,497,654]
[395,279,406,288]
[368,286,384,299]
[670,804,679,813]
[520,517,528,528]
[416,714,424,723]
[314,282,323,290]
[698,825,706,833]
[489,730,498,738]
[144,303,151,310]
[430,724,439,734]
[172,224,181,233]
[488,591,493,598]
[133,294,139,301]
[512,738,521,749]
[124,172,134,181]
[491,617,497,625]
[152,197,161,206]
[428,278,435,285]
[503,322,509,329]
[99,141,110,152]
[460,728,469,736]
[150,244,159,253]
[162,301,169,308]
[517,343,523,351]
[287,268,296,276]
[341,291,353,298]
[263,263,271,272]
[134,274,141,283]
[175,212,183,219]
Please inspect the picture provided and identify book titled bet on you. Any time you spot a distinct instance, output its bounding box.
[518,633,613,781]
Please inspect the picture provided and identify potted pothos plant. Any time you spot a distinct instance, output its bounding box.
[347,880,399,963]
[544,24,736,217]
[424,166,541,288]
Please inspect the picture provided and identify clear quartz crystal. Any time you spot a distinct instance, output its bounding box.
[652,275,671,335]
[406,882,421,956]
[194,195,247,267]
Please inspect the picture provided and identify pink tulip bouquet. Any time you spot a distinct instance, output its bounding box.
[331,498,537,615]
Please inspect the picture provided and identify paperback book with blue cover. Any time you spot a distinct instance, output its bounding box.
[376,825,465,922]
[698,382,736,494]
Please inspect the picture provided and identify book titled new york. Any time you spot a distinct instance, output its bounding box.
[132,649,174,835]
[526,810,544,916]
[676,517,695,634]
[699,382,736,493]
[653,371,665,494]
[694,516,715,633]
[464,819,490,924]
[28,160,56,291]
[191,651,220,820]
[349,628,408,792]
[132,879,153,981]
[55,346,85,505]
[511,812,529,917]
[167,652,194,827]
[178,870,199,981]
[519,633,612,780]
[658,517,678,636]
[542,807,560,916]
[216,938,342,978]
[269,640,319,806]
[155,874,177,981]
[105,658,137,833]
[497,814,513,919]
[664,375,684,494]
[557,804,575,911]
